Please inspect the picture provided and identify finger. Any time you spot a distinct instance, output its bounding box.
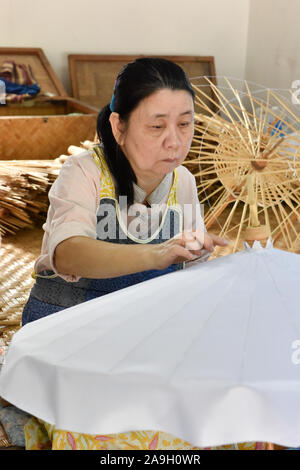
[172,245,197,262]
[185,249,211,263]
[177,231,205,251]
[202,232,214,252]
[168,236,186,247]
[186,231,204,251]
[173,231,194,241]
[193,229,206,247]
[189,248,211,257]
[210,234,230,247]
[172,233,198,245]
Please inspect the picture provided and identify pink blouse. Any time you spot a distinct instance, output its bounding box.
[34,149,205,282]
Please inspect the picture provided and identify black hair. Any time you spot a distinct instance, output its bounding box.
[96,57,195,205]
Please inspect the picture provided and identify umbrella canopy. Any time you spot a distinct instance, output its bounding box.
[0,240,300,448]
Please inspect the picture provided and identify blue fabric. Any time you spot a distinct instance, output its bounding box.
[21,165,182,327]
[22,264,180,326]
[0,406,31,447]
[85,264,180,299]
[270,120,286,137]
[22,296,66,326]
[0,78,40,96]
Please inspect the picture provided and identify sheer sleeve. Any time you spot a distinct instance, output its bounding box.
[35,151,100,282]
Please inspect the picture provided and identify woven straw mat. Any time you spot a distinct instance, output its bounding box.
[0,227,43,347]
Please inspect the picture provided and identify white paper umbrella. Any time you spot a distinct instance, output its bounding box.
[0,240,300,448]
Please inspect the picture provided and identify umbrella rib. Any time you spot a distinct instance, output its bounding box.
[268,185,293,249]
[105,256,249,376]
[219,198,240,237]
[237,255,259,384]
[223,205,266,236]
[271,182,300,246]
[196,177,221,194]
[257,174,271,235]
[260,252,300,338]
[201,186,228,210]
[165,255,253,383]
[204,190,231,227]
[233,199,249,253]
[244,81,258,133]
[198,185,224,204]
[30,281,187,367]
[270,183,299,240]
[203,80,253,155]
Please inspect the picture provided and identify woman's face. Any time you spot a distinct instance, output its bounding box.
[112,88,194,177]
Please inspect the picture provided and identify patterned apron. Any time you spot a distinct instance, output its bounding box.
[22,144,183,326]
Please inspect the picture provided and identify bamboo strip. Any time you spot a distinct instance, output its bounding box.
[268,185,294,248]
[0,320,21,326]
[233,200,249,252]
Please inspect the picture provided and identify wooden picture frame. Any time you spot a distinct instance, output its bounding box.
[68,54,217,111]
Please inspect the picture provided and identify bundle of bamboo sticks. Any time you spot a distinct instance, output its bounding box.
[0,160,61,237]
[0,140,97,238]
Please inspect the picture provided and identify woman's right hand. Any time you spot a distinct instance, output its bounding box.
[148,231,229,270]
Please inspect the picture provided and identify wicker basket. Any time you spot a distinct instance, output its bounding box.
[0,48,98,160]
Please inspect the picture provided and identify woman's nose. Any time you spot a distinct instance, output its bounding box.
[164,126,181,148]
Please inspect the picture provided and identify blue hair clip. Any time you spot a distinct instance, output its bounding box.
[110,93,115,112]
[110,79,117,112]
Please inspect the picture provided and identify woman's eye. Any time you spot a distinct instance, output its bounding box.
[180,122,191,127]
[152,125,162,129]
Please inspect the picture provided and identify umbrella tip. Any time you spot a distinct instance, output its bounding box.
[243,237,274,251]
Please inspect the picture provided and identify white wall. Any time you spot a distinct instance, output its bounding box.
[0,0,250,94]
[245,0,300,89]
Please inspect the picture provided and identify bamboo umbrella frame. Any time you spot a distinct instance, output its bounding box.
[187,77,300,253]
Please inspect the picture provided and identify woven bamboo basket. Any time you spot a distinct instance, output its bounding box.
[0,48,98,160]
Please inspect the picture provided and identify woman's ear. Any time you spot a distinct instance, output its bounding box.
[109,112,126,145]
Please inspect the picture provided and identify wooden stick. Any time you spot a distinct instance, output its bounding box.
[224,77,256,156]
[233,200,249,252]
[204,78,258,154]
[0,320,21,326]
[205,193,233,228]
[269,184,294,248]
[203,187,229,215]
[219,197,242,237]
[247,173,260,227]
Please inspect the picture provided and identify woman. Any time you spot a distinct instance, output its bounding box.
[21,58,267,450]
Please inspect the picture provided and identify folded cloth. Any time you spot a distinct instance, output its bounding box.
[0,78,40,96]
[0,59,40,103]
[0,60,36,85]
[0,403,31,447]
